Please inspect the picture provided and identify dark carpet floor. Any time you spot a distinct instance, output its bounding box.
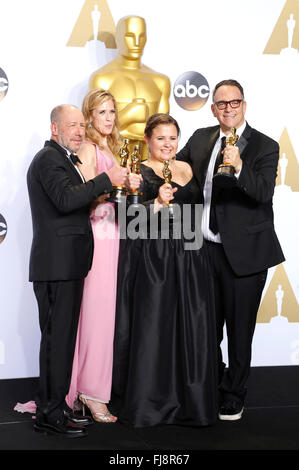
[1,366,299,460]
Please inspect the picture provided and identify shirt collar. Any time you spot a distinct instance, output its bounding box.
[60,145,72,157]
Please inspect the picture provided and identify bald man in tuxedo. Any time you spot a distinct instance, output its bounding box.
[27,104,129,437]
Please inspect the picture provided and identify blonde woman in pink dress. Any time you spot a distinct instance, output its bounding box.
[66,89,141,422]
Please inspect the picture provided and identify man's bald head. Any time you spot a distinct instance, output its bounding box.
[50,104,85,153]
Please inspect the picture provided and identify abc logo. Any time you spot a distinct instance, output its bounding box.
[0,67,9,102]
[173,71,210,111]
[0,213,7,244]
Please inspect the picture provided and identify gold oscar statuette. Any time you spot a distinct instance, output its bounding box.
[127,144,143,206]
[162,160,174,218]
[106,138,129,203]
[213,127,239,188]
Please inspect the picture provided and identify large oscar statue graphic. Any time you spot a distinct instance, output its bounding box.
[89,15,170,159]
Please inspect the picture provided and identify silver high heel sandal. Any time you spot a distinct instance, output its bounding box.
[79,395,118,423]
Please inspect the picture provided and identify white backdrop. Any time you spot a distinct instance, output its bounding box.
[0,0,298,379]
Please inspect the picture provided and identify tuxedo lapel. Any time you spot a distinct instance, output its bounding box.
[66,155,85,183]
[45,139,84,183]
[205,127,220,158]
[198,127,219,187]
[236,123,251,156]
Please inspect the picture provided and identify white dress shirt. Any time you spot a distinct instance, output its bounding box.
[202,121,246,243]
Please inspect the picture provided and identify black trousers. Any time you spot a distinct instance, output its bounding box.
[33,279,84,422]
[205,241,267,405]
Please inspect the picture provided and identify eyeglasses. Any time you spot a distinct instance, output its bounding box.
[214,99,243,110]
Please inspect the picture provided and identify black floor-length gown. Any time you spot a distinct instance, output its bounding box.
[112,165,218,427]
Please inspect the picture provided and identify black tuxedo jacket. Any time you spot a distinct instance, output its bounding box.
[177,123,285,276]
[27,139,113,281]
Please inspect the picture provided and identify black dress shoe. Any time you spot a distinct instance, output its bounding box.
[63,409,93,426]
[34,417,87,438]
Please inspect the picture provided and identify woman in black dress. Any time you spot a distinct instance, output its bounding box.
[112,114,218,427]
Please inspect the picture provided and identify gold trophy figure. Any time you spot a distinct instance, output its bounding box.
[106,138,129,203]
[213,127,239,188]
[163,160,172,185]
[89,16,170,160]
[127,144,143,206]
[162,160,174,218]
[119,138,130,167]
[131,145,141,175]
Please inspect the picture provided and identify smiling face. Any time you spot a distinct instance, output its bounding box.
[51,105,85,153]
[144,124,178,162]
[90,99,116,136]
[211,85,247,134]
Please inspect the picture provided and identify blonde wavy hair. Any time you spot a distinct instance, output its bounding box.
[82,89,123,155]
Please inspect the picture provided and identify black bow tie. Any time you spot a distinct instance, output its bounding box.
[70,153,82,165]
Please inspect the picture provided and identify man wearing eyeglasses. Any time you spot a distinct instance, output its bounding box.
[177,79,284,421]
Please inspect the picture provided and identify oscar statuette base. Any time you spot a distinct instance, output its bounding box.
[106,187,127,203]
[126,191,143,207]
[213,164,237,189]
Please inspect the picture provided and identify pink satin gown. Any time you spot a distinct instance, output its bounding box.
[66,143,119,407]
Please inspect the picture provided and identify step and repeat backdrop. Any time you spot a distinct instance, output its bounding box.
[0,0,298,378]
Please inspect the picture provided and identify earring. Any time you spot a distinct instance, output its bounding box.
[88,121,92,129]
